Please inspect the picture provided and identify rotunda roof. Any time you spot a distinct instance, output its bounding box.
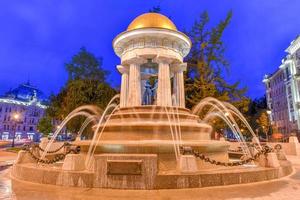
[127,13,177,31]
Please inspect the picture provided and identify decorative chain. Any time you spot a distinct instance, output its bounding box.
[22,144,80,164]
[35,142,70,154]
[180,145,274,167]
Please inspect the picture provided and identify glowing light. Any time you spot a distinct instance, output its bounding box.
[13,113,20,120]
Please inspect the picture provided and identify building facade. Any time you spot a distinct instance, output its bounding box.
[0,82,48,141]
[263,35,300,137]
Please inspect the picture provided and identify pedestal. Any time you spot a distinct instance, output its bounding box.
[178,155,198,173]
[288,136,300,156]
[62,154,85,171]
[266,152,280,168]
[15,150,35,164]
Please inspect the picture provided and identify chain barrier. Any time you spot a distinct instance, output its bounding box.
[34,142,70,154]
[180,145,273,167]
[228,147,243,152]
[22,144,80,164]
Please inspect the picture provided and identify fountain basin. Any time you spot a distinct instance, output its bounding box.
[11,157,293,189]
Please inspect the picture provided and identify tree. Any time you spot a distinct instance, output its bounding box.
[149,5,161,13]
[66,47,108,82]
[256,111,269,135]
[46,47,116,136]
[185,11,250,132]
[246,96,270,139]
[37,116,53,137]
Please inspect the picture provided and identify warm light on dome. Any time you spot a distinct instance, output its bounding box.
[127,13,177,31]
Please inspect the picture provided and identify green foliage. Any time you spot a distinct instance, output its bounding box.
[185,11,250,132]
[149,5,161,13]
[66,47,108,82]
[37,116,53,136]
[46,47,116,135]
[246,96,270,138]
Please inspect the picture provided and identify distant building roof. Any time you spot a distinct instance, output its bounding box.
[0,82,48,109]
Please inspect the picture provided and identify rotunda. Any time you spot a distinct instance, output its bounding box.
[113,12,191,108]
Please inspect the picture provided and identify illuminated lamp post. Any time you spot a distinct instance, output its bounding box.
[266,110,272,142]
[12,113,20,147]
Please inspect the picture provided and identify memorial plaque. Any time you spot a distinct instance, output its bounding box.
[107,160,142,175]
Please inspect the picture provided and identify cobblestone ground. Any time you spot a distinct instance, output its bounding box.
[0,156,300,200]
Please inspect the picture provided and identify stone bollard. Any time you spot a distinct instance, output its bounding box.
[288,136,300,156]
[266,152,280,168]
[39,137,49,154]
[289,135,299,143]
[40,137,49,147]
[62,154,85,171]
[15,150,36,164]
[276,149,287,160]
[256,154,267,167]
[178,155,198,173]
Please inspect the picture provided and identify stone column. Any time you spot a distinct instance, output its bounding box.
[172,63,187,107]
[127,58,145,107]
[155,57,172,107]
[117,65,129,108]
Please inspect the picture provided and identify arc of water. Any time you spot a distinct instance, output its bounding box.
[40,111,93,160]
[85,104,120,170]
[171,97,182,145]
[202,100,262,151]
[203,112,250,157]
[88,95,120,148]
[200,103,250,156]
[193,98,252,157]
[222,102,262,149]
[164,107,180,161]
[77,115,98,139]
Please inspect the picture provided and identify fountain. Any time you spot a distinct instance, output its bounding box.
[11,12,293,190]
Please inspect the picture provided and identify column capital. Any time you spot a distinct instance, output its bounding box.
[171,63,187,73]
[117,65,129,74]
[122,56,147,66]
[153,55,175,64]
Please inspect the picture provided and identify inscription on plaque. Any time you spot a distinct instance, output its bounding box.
[107,160,142,175]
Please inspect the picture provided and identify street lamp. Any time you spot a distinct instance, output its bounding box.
[12,113,20,147]
[266,110,272,142]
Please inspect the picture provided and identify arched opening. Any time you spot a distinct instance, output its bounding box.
[140,59,158,105]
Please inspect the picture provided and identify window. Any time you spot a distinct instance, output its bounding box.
[29,126,33,131]
[286,67,291,79]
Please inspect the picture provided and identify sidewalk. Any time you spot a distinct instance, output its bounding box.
[0,150,17,170]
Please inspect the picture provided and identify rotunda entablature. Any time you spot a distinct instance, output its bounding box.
[113,28,191,62]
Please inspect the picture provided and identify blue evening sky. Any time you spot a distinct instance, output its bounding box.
[0,0,299,98]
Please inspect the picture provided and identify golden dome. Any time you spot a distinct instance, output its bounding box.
[127,13,177,31]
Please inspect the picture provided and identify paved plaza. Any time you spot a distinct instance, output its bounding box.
[0,156,299,200]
